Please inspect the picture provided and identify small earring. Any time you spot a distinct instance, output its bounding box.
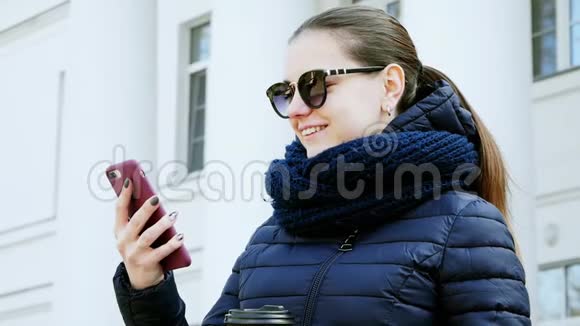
[386,105,392,116]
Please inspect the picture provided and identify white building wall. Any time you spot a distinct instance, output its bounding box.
[533,68,580,325]
[0,1,69,325]
[51,0,157,325]
[533,68,580,265]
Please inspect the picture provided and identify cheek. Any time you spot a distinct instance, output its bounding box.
[289,119,297,131]
[323,87,382,138]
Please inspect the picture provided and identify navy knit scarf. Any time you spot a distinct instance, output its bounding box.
[265,130,479,236]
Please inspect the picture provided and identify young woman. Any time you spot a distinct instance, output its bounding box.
[113,6,531,325]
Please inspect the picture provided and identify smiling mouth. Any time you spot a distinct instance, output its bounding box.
[301,125,328,137]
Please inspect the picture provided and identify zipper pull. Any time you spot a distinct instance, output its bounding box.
[338,229,359,252]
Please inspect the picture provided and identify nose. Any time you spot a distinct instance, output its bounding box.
[287,85,312,119]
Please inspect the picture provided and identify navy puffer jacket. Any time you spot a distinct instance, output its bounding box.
[113,81,531,325]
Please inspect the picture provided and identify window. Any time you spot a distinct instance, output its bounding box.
[569,265,580,317]
[539,268,566,320]
[538,263,580,321]
[190,23,210,63]
[572,0,580,66]
[531,0,580,80]
[187,23,210,173]
[386,1,400,19]
[351,0,401,19]
[532,0,557,78]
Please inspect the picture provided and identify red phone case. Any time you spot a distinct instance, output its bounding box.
[106,159,191,272]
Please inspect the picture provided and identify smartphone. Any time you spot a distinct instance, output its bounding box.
[106,159,191,272]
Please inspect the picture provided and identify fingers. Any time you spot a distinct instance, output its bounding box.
[136,211,179,249]
[148,233,184,263]
[125,195,160,239]
[114,178,132,238]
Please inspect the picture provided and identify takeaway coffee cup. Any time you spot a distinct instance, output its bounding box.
[224,305,295,325]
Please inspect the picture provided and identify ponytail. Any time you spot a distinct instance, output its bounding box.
[415,66,517,249]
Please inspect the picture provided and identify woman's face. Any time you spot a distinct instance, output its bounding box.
[284,30,405,158]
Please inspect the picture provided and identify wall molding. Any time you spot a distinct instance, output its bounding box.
[537,186,580,207]
[0,282,52,322]
[0,216,56,250]
[0,1,69,47]
[0,302,52,322]
[0,282,52,300]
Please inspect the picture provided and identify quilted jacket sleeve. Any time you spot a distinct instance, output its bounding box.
[438,198,531,325]
[113,262,188,326]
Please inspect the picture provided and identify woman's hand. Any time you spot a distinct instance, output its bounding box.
[113,178,184,290]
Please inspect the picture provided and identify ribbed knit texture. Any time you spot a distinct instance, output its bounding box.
[265,130,479,235]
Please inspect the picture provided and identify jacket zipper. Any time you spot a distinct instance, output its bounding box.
[302,229,359,326]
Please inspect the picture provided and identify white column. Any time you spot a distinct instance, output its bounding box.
[402,0,537,321]
[52,0,157,324]
[198,0,317,319]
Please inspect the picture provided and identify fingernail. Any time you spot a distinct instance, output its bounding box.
[149,196,159,206]
[177,233,184,241]
[123,178,130,188]
[168,211,178,221]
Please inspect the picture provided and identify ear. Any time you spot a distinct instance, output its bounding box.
[381,63,405,110]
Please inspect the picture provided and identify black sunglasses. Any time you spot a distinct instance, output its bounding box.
[266,66,386,119]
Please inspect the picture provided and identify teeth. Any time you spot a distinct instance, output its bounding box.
[301,125,326,136]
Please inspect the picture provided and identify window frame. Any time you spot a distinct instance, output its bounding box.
[533,0,580,81]
[538,262,580,322]
[351,0,402,20]
[567,264,580,318]
[386,0,401,19]
[532,0,558,79]
[570,0,580,66]
[187,68,207,173]
[176,17,211,178]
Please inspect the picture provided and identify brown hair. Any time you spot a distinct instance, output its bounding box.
[290,6,512,227]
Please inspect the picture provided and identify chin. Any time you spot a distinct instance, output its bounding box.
[306,144,330,158]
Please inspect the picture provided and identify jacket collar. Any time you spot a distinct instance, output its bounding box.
[385,80,478,145]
